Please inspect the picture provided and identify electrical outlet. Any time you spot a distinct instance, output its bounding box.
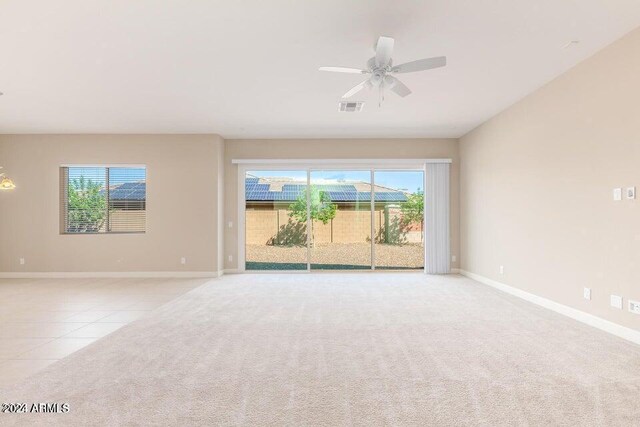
[19,258,25,265]
[583,287,591,300]
[451,255,456,262]
[180,257,186,265]
[626,187,636,200]
[629,300,640,315]
[499,265,504,275]
[228,221,233,229]
[610,295,623,309]
[228,255,233,263]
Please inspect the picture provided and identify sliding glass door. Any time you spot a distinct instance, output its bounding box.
[243,166,426,272]
[309,170,372,270]
[245,170,308,270]
[373,171,425,270]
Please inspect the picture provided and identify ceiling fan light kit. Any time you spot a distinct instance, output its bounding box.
[319,36,447,106]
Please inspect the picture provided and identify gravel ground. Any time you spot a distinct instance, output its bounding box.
[246,243,424,270]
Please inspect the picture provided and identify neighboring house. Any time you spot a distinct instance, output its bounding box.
[108,182,146,210]
[245,177,408,206]
[245,177,422,245]
[104,182,146,232]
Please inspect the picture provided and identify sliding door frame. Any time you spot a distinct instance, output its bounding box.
[236,159,451,273]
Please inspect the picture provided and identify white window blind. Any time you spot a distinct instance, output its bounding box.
[424,162,450,274]
[61,166,146,234]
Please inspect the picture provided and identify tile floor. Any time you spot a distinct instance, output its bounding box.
[0,277,209,388]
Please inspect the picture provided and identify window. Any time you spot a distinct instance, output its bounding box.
[61,166,146,234]
[243,168,425,271]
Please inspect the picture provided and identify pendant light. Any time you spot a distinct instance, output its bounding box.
[0,167,16,190]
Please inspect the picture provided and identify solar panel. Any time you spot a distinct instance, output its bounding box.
[132,189,147,200]
[108,182,147,201]
[318,184,357,192]
[244,180,410,203]
[374,192,407,202]
[282,184,305,192]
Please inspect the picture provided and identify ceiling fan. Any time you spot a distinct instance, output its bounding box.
[319,36,446,104]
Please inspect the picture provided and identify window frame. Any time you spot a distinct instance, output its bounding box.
[60,164,147,235]
[234,159,450,273]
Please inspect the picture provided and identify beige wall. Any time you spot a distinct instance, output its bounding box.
[224,138,460,271]
[0,134,224,273]
[460,28,640,331]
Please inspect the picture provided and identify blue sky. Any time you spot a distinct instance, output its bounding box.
[247,170,423,193]
[68,167,146,187]
[374,171,423,193]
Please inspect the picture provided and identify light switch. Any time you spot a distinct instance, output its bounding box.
[613,188,622,201]
[626,187,636,200]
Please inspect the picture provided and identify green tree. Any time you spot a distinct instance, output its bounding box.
[401,190,424,242]
[67,176,107,232]
[288,186,337,245]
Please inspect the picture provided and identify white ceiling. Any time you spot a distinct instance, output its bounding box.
[1,0,639,138]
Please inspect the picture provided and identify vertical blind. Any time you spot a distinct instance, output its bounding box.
[61,166,146,234]
[425,162,450,274]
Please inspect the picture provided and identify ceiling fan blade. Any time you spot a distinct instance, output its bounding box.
[385,76,411,97]
[342,79,369,98]
[375,36,394,68]
[391,56,446,73]
[319,66,367,74]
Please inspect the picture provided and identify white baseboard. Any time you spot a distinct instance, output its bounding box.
[225,269,457,275]
[459,270,640,346]
[0,271,221,279]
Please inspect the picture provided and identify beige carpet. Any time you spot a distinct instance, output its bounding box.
[2,273,640,426]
